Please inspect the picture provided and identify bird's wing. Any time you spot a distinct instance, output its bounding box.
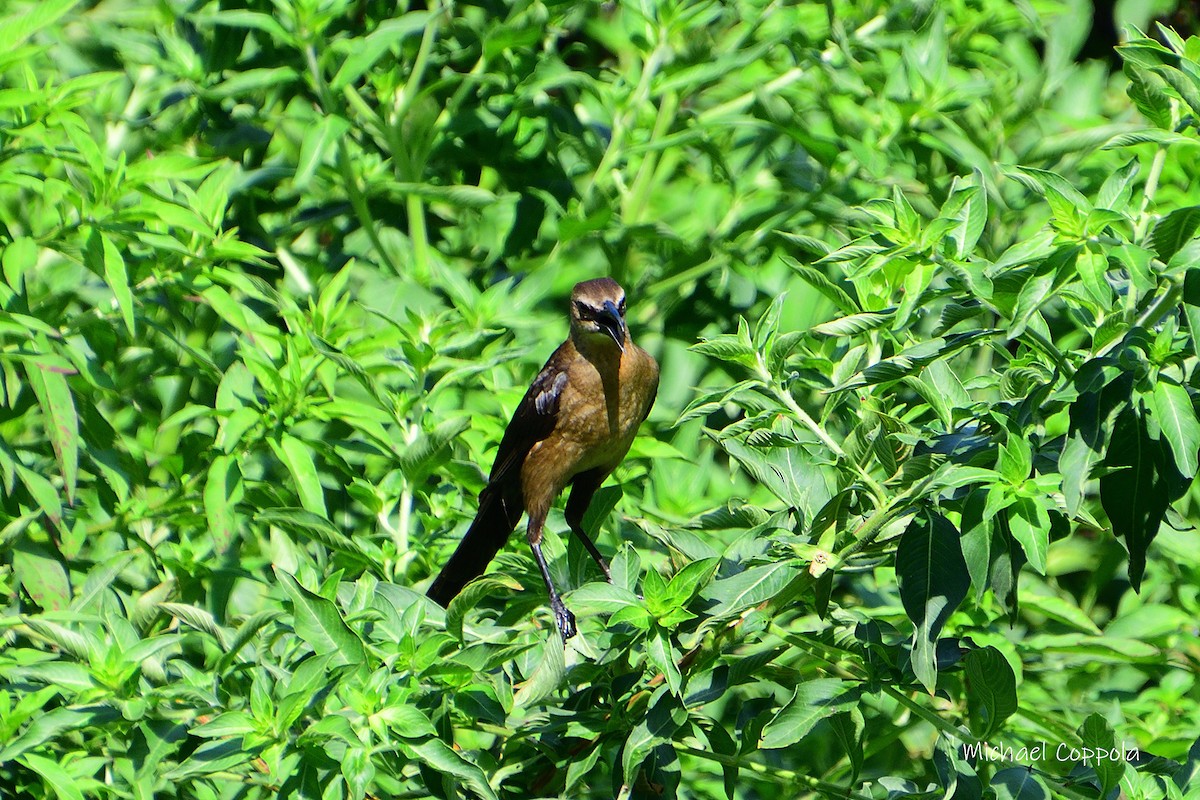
[486,344,571,485]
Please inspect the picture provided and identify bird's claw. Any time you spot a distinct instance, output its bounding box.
[551,597,577,640]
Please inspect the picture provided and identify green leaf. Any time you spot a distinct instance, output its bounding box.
[1123,63,1173,129]
[697,717,740,799]
[949,182,987,259]
[196,9,294,44]
[389,182,502,207]
[272,435,327,517]
[16,464,63,529]
[100,230,135,334]
[446,575,520,639]
[343,746,375,800]
[701,561,800,618]
[20,616,90,659]
[164,739,256,779]
[1151,380,1200,479]
[190,711,258,738]
[997,436,1031,485]
[621,687,685,787]
[827,710,865,785]
[1062,368,1130,516]
[752,292,786,354]
[960,488,992,600]
[1106,602,1194,642]
[579,484,623,540]
[835,331,994,391]
[204,454,242,553]
[275,568,367,666]
[0,705,121,762]
[963,646,1017,738]
[25,360,78,504]
[0,0,81,50]
[513,633,565,708]
[664,557,719,608]
[933,735,983,800]
[713,434,836,517]
[896,512,970,692]
[293,114,351,190]
[2,235,37,289]
[207,66,299,99]
[19,752,85,800]
[760,679,857,749]
[1150,206,1200,262]
[158,602,230,647]
[1079,713,1127,797]
[1020,593,1101,634]
[811,311,895,337]
[783,256,861,314]
[407,738,499,800]
[1006,496,1050,575]
[1100,407,1186,589]
[990,767,1049,800]
[1007,166,1091,210]
[376,703,437,739]
[330,13,430,90]
[690,332,757,369]
[1097,158,1139,211]
[257,508,370,564]
[397,418,470,484]
[12,539,71,611]
[647,626,682,695]
[1076,250,1113,308]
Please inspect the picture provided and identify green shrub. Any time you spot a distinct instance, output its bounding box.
[2,1,1200,799]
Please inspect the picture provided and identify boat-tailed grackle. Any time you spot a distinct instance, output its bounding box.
[426,277,659,639]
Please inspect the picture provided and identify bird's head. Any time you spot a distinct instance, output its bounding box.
[569,277,627,352]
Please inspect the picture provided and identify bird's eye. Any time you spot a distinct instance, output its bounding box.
[617,297,626,315]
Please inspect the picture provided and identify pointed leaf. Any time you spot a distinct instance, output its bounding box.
[760,679,858,749]
[1100,407,1185,589]
[896,512,970,692]
[272,435,326,517]
[1079,713,1127,797]
[963,646,1017,738]
[1150,206,1200,262]
[25,361,78,504]
[1151,380,1200,479]
[275,568,366,666]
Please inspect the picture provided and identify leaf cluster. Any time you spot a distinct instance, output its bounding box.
[4,2,1200,800]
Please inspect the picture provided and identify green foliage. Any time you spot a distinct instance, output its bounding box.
[3,1,1200,799]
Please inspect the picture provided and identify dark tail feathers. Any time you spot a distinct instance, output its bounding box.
[426,485,522,607]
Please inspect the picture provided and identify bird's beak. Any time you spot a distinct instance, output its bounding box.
[599,300,625,352]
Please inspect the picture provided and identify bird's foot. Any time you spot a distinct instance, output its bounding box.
[551,597,577,640]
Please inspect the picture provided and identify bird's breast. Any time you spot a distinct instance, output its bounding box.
[540,349,654,471]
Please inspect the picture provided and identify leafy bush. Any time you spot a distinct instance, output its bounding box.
[2,1,1200,799]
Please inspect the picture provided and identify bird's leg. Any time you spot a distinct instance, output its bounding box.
[565,469,612,582]
[526,511,577,640]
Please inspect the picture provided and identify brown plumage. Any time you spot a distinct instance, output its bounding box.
[426,278,659,639]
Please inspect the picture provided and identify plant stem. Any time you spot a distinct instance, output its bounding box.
[1134,145,1167,242]
[623,90,679,224]
[303,42,401,276]
[677,746,876,800]
[582,40,668,208]
[879,684,965,740]
[757,353,888,505]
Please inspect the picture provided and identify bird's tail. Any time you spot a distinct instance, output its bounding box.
[426,484,523,607]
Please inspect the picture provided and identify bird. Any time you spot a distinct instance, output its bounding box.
[426,277,659,639]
